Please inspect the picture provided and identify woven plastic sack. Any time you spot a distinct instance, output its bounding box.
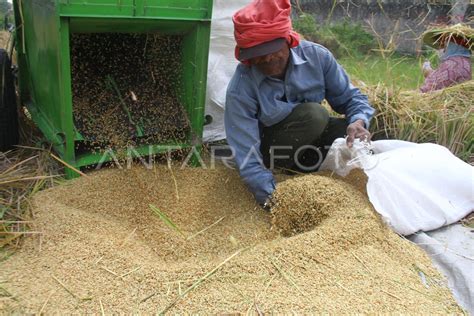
[320,138,474,235]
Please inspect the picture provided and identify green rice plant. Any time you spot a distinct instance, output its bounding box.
[149,204,186,238]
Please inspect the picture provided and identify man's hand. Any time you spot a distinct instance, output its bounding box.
[422,60,433,78]
[260,196,273,212]
[346,119,371,148]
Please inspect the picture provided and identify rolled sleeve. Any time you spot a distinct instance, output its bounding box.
[321,49,375,128]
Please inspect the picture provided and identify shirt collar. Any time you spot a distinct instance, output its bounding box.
[250,46,307,85]
[290,47,307,66]
[251,64,267,85]
[441,42,471,60]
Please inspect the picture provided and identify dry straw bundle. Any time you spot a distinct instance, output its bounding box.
[422,23,474,50]
[0,148,60,249]
[366,80,474,162]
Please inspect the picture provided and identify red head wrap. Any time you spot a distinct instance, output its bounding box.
[232,0,301,62]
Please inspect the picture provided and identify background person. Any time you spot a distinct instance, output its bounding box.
[420,24,472,93]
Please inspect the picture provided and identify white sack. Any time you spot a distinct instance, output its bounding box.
[320,139,474,235]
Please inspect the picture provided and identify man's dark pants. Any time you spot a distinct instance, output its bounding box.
[260,102,347,172]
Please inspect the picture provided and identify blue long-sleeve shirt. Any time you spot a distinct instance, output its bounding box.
[224,41,375,203]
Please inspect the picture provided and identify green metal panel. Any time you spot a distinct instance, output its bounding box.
[13,0,213,177]
[181,22,211,146]
[59,0,135,18]
[138,0,212,20]
[143,0,209,8]
[24,101,64,148]
[64,0,134,4]
[59,0,212,20]
[58,18,76,178]
[14,0,68,145]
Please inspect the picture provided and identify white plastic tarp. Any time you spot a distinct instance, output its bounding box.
[204,0,252,142]
[409,224,474,313]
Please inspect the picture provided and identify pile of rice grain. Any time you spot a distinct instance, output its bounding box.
[0,166,461,314]
[271,174,360,236]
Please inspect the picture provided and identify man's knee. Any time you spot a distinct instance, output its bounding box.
[294,102,329,127]
[260,103,330,170]
[289,102,330,140]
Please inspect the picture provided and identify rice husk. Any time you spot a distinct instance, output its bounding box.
[0,165,462,313]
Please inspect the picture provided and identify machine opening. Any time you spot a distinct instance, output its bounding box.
[70,33,190,151]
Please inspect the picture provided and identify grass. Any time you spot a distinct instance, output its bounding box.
[340,53,425,90]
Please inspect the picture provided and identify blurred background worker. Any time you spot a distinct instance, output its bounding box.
[224,0,374,208]
[420,24,472,93]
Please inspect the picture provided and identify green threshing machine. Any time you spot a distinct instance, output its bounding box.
[0,0,213,177]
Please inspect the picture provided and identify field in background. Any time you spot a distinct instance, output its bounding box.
[292,13,456,91]
[340,54,425,90]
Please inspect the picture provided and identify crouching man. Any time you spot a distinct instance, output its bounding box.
[224,0,375,208]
